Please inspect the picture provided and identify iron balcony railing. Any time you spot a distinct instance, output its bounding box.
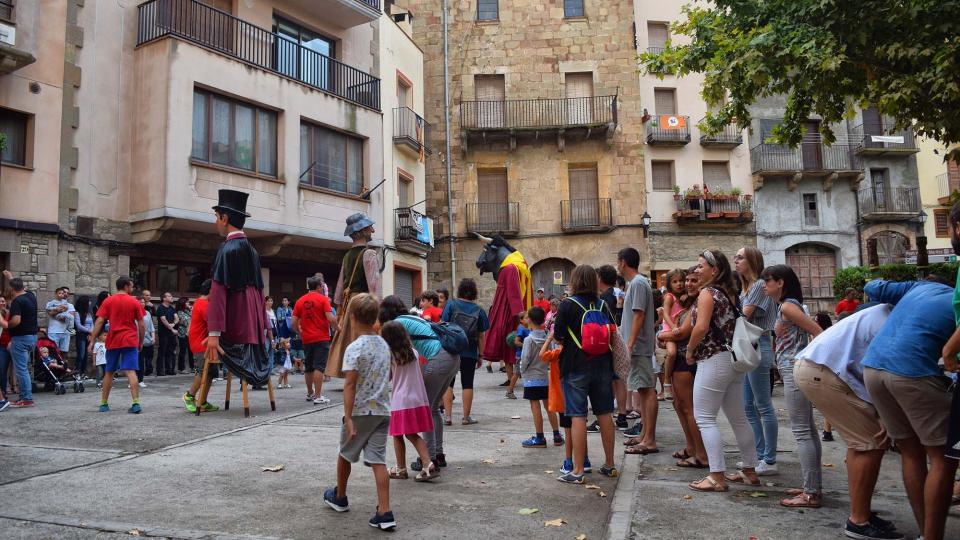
[750,143,860,173]
[675,196,752,221]
[939,171,960,200]
[460,95,617,131]
[393,107,431,154]
[858,187,920,216]
[646,115,691,145]
[561,199,613,231]
[466,202,520,234]
[851,123,918,154]
[395,207,430,246]
[355,0,381,10]
[699,118,742,147]
[136,0,380,111]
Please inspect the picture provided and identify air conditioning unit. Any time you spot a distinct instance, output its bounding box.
[0,23,14,46]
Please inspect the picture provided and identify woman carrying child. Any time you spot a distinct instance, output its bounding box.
[659,269,687,402]
[381,321,437,481]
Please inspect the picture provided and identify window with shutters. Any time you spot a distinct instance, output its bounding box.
[393,266,421,308]
[564,0,585,18]
[477,0,498,21]
[935,209,950,238]
[397,75,412,109]
[0,0,14,23]
[397,170,413,207]
[651,161,674,191]
[701,161,731,190]
[565,72,594,124]
[475,74,505,128]
[802,193,819,226]
[476,168,510,230]
[647,22,669,51]
[567,165,600,227]
[654,88,676,115]
[0,107,30,167]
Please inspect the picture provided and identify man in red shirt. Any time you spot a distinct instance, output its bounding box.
[835,288,861,317]
[533,288,551,313]
[293,275,338,404]
[182,280,219,413]
[88,276,145,414]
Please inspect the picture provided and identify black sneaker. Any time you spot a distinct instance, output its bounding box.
[498,380,510,387]
[844,519,904,540]
[623,423,642,437]
[615,417,629,431]
[323,488,349,512]
[868,513,897,533]
[586,420,600,433]
[410,458,423,472]
[369,510,397,531]
[822,431,834,442]
[436,453,447,468]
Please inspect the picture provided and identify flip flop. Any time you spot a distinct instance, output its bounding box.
[688,476,728,492]
[780,493,822,508]
[625,445,660,455]
[725,470,761,486]
[624,437,643,447]
[676,458,708,469]
[672,449,691,459]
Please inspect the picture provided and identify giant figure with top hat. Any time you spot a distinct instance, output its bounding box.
[204,189,272,385]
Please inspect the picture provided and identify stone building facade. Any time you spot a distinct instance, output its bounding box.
[396,0,648,301]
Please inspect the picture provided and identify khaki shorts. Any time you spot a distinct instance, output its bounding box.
[794,360,888,451]
[338,415,389,466]
[629,354,655,390]
[863,367,953,447]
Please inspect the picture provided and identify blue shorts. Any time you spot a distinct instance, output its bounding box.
[105,347,139,373]
[561,358,615,417]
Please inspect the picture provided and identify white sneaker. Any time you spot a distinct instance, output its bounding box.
[755,461,778,476]
[277,383,283,389]
[284,384,292,389]
[138,382,147,388]
[313,395,331,405]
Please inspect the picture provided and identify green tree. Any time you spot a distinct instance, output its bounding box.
[641,1,960,149]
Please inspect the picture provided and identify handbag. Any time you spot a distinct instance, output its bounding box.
[708,288,762,373]
[609,330,632,382]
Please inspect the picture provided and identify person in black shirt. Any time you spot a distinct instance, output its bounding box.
[552,265,619,483]
[2,270,39,407]
[597,264,629,431]
[155,292,179,376]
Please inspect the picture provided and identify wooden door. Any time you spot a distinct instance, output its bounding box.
[565,72,594,124]
[801,120,823,170]
[475,75,505,128]
[568,166,600,226]
[862,106,884,148]
[786,244,836,300]
[477,169,509,230]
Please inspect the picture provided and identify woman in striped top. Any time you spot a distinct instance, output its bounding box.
[735,246,780,476]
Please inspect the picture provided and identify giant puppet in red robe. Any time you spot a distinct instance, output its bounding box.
[475,234,533,365]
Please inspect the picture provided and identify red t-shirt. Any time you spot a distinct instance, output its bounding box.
[293,291,333,344]
[835,298,860,315]
[188,297,209,354]
[534,299,551,313]
[422,306,443,322]
[97,293,145,350]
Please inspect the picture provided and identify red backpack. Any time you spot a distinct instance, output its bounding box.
[566,296,614,357]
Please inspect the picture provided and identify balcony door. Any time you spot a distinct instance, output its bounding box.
[477,169,509,230]
[568,165,600,226]
[565,72,594,125]
[475,75,505,128]
[801,120,823,170]
[870,169,889,211]
[862,106,884,149]
[275,17,336,92]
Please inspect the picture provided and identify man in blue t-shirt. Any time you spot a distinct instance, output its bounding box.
[861,278,957,540]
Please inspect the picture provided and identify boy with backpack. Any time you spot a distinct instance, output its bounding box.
[519,307,562,448]
[441,278,490,425]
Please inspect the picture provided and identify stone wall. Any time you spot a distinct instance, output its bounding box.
[396,0,647,289]
[648,222,757,271]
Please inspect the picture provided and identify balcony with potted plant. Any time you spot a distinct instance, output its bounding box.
[673,184,753,224]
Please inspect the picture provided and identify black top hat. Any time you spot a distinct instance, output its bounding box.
[212,189,251,217]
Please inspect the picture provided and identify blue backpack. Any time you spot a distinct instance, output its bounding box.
[400,315,469,355]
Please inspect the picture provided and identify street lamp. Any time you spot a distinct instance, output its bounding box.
[917,210,929,271]
[641,211,652,238]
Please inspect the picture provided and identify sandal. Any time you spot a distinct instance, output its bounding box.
[672,449,691,459]
[688,476,728,492]
[625,445,660,455]
[626,411,641,420]
[444,417,452,426]
[415,462,439,482]
[624,437,643,447]
[780,492,822,508]
[676,457,708,469]
[388,466,408,480]
[725,470,761,486]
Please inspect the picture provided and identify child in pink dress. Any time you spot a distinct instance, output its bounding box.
[381,321,437,482]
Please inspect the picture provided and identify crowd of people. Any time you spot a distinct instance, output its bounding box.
[2,194,960,538]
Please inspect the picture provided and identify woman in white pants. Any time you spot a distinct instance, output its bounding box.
[685,249,759,492]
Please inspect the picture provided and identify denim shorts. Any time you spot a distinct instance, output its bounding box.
[561,359,615,417]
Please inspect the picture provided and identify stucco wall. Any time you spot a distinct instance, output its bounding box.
[916,137,957,250]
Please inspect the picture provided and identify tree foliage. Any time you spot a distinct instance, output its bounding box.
[641,1,960,150]
[833,263,959,299]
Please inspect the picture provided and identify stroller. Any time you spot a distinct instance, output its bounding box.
[33,335,85,395]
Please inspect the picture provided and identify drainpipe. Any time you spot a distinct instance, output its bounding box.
[442,0,457,285]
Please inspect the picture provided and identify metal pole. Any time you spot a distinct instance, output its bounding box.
[442,0,457,285]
